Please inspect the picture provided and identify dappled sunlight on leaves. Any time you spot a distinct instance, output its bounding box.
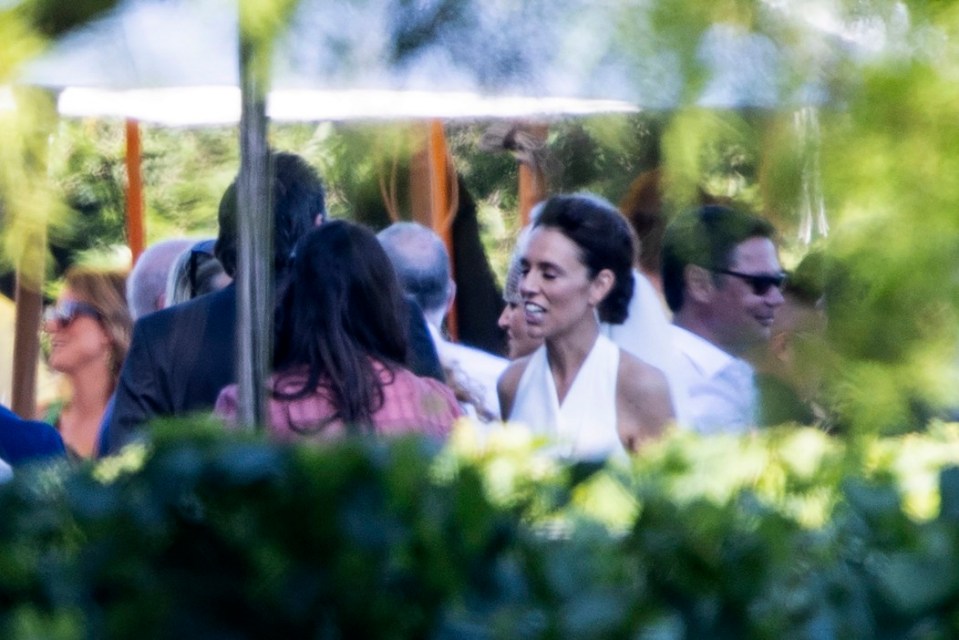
[0,11,44,81]
[0,89,64,286]
[92,442,148,484]
[441,420,959,533]
[567,467,640,535]
[862,422,959,520]
[6,419,959,634]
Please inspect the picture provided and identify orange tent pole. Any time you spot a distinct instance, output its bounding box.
[428,120,452,241]
[518,124,549,226]
[426,120,458,340]
[125,119,146,265]
[409,129,432,228]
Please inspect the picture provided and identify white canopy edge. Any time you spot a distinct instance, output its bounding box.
[56,86,639,126]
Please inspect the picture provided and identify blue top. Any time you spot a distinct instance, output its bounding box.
[0,403,67,467]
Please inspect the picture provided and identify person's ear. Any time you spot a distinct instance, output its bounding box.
[685,264,715,304]
[588,269,615,307]
[445,279,457,314]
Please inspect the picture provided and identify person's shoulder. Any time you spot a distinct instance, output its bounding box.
[0,404,66,462]
[396,366,455,396]
[147,284,234,319]
[392,367,464,418]
[0,404,19,423]
[499,355,533,386]
[668,324,733,377]
[134,285,236,335]
[616,350,676,448]
[618,350,670,395]
[0,404,58,436]
[496,354,538,420]
[441,341,508,374]
[416,373,460,403]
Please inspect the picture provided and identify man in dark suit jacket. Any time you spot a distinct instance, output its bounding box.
[105,152,442,454]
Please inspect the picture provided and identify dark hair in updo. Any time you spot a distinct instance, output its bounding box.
[532,194,636,324]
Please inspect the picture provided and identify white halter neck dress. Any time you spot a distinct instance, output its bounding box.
[508,334,623,460]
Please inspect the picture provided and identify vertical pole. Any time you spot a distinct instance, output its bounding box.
[236,5,272,431]
[409,125,432,228]
[7,88,56,418]
[124,119,146,265]
[11,271,42,418]
[426,120,457,340]
[518,124,549,226]
[428,120,450,239]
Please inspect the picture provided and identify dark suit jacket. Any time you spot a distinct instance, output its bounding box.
[0,404,66,466]
[106,284,443,454]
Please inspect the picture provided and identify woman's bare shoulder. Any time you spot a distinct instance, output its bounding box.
[617,350,670,395]
[498,356,532,388]
[616,350,675,451]
[497,355,534,420]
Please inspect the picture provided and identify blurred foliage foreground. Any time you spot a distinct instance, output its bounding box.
[5,420,959,638]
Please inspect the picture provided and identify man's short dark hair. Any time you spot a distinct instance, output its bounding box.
[215,152,326,278]
[661,204,776,313]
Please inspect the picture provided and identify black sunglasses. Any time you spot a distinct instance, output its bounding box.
[713,269,788,296]
[43,300,101,328]
[188,239,217,298]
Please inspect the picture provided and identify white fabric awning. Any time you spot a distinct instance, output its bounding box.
[56,86,638,127]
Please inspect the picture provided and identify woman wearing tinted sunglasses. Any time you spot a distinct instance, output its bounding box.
[40,267,131,459]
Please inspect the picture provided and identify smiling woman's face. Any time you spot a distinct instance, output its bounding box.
[518,226,608,341]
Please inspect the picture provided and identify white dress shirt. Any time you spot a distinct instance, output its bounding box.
[428,324,508,421]
[669,325,757,435]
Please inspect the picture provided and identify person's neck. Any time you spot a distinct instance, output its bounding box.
[65,361,113,417]
[59,361,112,459]
[673,311,742,358]
[545,319,600,401]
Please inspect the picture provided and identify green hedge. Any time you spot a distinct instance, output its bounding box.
[3,419,959,639]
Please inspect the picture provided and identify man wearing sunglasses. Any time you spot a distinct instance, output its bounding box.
[661,204,786,434]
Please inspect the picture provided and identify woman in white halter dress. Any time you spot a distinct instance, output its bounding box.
[497,194,675,460]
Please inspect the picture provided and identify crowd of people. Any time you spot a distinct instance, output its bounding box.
[0,149,835,470]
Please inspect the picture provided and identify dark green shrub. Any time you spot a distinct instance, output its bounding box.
[3,420,959,638]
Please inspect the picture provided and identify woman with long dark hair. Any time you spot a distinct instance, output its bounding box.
[498,194,675,459]
[215,221,461,438]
